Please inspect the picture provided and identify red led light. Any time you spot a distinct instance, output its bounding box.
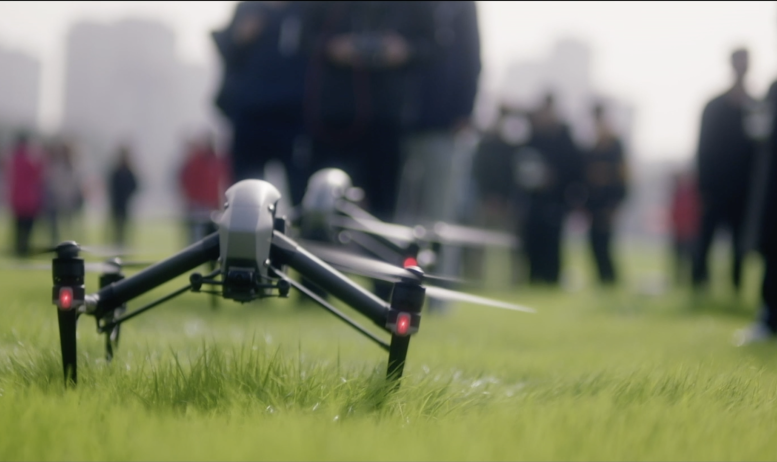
[396,313,411,336]
[403,257,418,268]
[59,287,73,310]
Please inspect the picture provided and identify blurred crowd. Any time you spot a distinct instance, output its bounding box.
[1,1,776,342]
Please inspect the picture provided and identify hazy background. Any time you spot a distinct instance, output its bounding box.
[0,1,775,238]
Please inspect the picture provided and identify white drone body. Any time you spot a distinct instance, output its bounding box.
[299,168,364,240]
[217,180,281,299]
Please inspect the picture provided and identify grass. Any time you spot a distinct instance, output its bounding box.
[1,217,776,460]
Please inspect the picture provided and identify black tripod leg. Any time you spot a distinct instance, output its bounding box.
[387,334,410,382]
[209,261,219,310]
[105,306,125,361]
[57,309,78,385]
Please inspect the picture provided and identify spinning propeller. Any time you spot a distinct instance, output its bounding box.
[333,200,520,250]
[297,240,534,314]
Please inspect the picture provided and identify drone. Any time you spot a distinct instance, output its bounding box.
[293,168,519,279]
[50,180,534,387]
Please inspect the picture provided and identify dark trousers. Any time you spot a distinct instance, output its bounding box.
[524,200,565,285]
[309,120,401,222]
[588,208,617,284]
[111,212,129,247]
[692,204,745,292]
[672,237,695,286]
[14,216,35,257]
[308,120,401,301]
[231,108,307,205]
[760,253,777,332]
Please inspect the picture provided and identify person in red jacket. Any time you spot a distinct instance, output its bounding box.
[4,131,45,257]
[178,132,231,244]
[669,170,701,286]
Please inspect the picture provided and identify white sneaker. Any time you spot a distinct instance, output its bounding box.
[733,323,775,347]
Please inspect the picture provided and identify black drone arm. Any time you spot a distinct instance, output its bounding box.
[270,230,390,328]
[92,233,220,313]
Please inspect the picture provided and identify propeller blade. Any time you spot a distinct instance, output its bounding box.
[299,240,415,282]
[330,215,421,243]
[0,262,52,271]
[300,239,465,285]
[1,260,153,274]
[429,222,520,249]
[27,242,143,259]
[79,245,142,258]
[333,201,518,250]
[424,286,536,313]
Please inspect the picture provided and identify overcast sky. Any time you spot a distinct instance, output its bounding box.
[0,1,775,161]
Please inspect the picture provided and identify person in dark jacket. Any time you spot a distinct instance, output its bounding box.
[213,1,308,205]
[520,93,585,285]
[692,48,756,294]
[735,74,777,344]
[583,103,628,285]
[301,1,437,221]
[395,0,481,225]
[392,1,480,312]
[108,145,138,248]
[463,105,531,284]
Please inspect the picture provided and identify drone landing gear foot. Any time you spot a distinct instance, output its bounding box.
[386,334,410,384]
[57,309,78,385]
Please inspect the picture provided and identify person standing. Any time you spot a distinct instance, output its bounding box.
[521,93,585,285]
[107,145,138,248]
[392,0,481,311]
[301,1,437,222]
[394,0,481,226]
[464,105,531,283]
[735,53,777,344]
[212,1,308,205]
[692,48,757,294]
[668,170,701,286]
[44,140,84,246]
[178,133,230,244]
[4,131,45,257]
[583,103,628,285]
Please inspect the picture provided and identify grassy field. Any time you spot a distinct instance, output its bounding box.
[1,219,776,460]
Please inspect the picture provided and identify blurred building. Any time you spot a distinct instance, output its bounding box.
[0,44,41,133]
[501,38,634,149]
[495,37,680,243]
[61,18,221,217]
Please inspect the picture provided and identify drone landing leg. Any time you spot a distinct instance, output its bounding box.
[104,306,125,361]
[271,267,390,351]
[57,309,78,385]
[208,259,219,310]
[387,334,410,382]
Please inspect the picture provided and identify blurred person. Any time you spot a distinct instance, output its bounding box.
[44,140,84,246]
[212,0,308,205]
[669,170,701,286]
[692,48,756,294]
[464,105,531,283]
[520,93,585,285]
[178,132,230,245]
[4,131,45,257]
[301,1,437,222]
[107,145,138,248]
[583,103,628,285]
[735,49,777,344]
[395,0,481,225]
[393,0,481,312]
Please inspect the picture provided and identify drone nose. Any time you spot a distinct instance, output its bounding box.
[402,256,418,268]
